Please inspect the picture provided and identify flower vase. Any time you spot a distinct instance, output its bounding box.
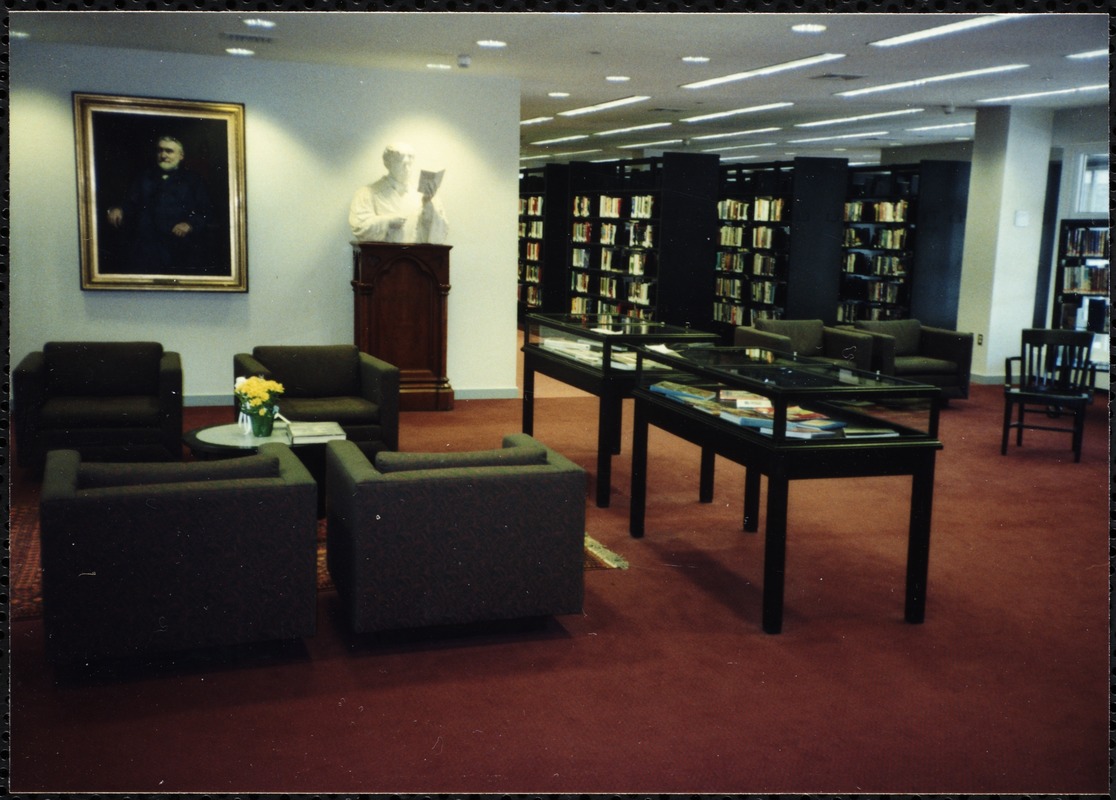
[250,408,276,437]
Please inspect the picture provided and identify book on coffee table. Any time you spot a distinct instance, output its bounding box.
[278,418,347,445]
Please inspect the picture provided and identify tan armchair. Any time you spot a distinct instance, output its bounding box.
[734,318,875,371]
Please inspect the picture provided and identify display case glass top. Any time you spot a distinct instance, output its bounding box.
[634,343,941,442]
[525,312,717,374]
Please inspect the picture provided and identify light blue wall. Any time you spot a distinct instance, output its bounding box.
[10,42,522,403]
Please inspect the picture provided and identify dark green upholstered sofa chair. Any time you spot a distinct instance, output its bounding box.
[325,433,586,634]
[734,318,875,371]
[234,345,399,450]
[39,443,318,664]
[854,319,974,400]
[13,341,183,472]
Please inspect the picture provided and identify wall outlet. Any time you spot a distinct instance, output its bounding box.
[977,334,984,346]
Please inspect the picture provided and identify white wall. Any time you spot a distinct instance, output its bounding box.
[10,42,521,403]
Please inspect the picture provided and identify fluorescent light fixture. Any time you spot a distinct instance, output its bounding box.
[1066,49,1106,60]
[225,48,255,57]
[243,18,276,28]
[558,96,651,117]
[719,156,762,162]
[795,108,924,127]
[476,39,507,48]
[426,63,453,70]
[606,76,631,83]
[531,134,590,146]
[788,130,889,143]
[907,122,974,131]
[870,15,1016,47]
[979,84,1106,103]
[682,53,845,90]
[548,91,571,98]
[702,142,776,153]
[689,127,781,141]
[681,102,793,123]
[595,122,672,137]
[10,30,30,39]
[837,64,1027,97]
[553,149,603,158]
[791,23,827,33]
[620,139,685,149]
[520,116,554,126]
[682,56,710,63]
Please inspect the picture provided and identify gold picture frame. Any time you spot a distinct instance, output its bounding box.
[74,92,248,292]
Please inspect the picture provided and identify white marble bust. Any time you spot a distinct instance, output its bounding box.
[349,143,449,244]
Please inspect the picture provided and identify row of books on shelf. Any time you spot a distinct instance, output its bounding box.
[647,382,899,439]
[1061,264,1110,294]
[519,196,544,216]
[572,221,657,248]
[843,253,908,276]
[836,302,907,323]
[519,220,544,239]
[1063,227,1110,257]
[844,200,909,223]
[519,285,541,307]
[716,197,786,222]
[572,249,654,274]
[569,297,656,320]
[844,227,909,249]
[712,303,784,327]
[573,194,656,219]
[523,241,541,262]
[716,251,780,275]
[521,264,540,283]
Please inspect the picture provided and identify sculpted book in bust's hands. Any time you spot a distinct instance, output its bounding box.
[419,169,445,197]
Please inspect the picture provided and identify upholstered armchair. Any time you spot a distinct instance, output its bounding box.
[325,433,586,634]
[854,319,974,400]
[13,341,183,472]
[734,319,875,371]
[234,345,399,451]
[39,443,319,664]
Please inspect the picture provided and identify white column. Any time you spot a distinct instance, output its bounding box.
[956,105,1055,381]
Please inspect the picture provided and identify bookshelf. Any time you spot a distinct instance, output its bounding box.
[1051,218,1110,333]
[566,152,720,328]
[517,163,570,317]
[712,158,847,336]
[838,161,970,328]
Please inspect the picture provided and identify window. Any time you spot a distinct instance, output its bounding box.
[1076,153,1109,214]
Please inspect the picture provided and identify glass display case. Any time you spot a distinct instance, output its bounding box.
[627,343,943,634]
[522,312,718,507]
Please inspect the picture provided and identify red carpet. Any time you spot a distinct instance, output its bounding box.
[8,384,1109,794]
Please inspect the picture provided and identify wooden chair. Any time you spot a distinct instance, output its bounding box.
[1002,328,1096,462]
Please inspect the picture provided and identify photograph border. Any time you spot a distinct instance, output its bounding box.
[74,92,248,292]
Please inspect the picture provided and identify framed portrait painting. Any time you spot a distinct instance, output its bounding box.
[74,92,248,292]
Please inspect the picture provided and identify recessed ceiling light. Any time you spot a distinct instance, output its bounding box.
[682,53,845,90]
[979,84,1106,103]
[791,23,827,34]
[548,91,571,98]
[521,116,554,126]
[870,15,1017,47]
[426,63,453,70]
[796,108,924,127]
[681,102,793,123]
[682,56,710,63]
[837,64,1027,97]
[788,130,889,144]
[606,76,631,83]
[1066,49,1106,60]
[477,39,507,48]
[558,95,651,117]
[595,122,672,137]
[226,48,255,57]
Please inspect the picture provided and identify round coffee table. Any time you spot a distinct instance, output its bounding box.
[183,421,292,458]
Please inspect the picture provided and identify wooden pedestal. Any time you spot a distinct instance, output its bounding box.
[352,242,454,411]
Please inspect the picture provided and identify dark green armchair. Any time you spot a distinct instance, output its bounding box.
[13,341,183,472]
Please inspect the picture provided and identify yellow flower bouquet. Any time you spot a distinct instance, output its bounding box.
[234,375,285,437]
